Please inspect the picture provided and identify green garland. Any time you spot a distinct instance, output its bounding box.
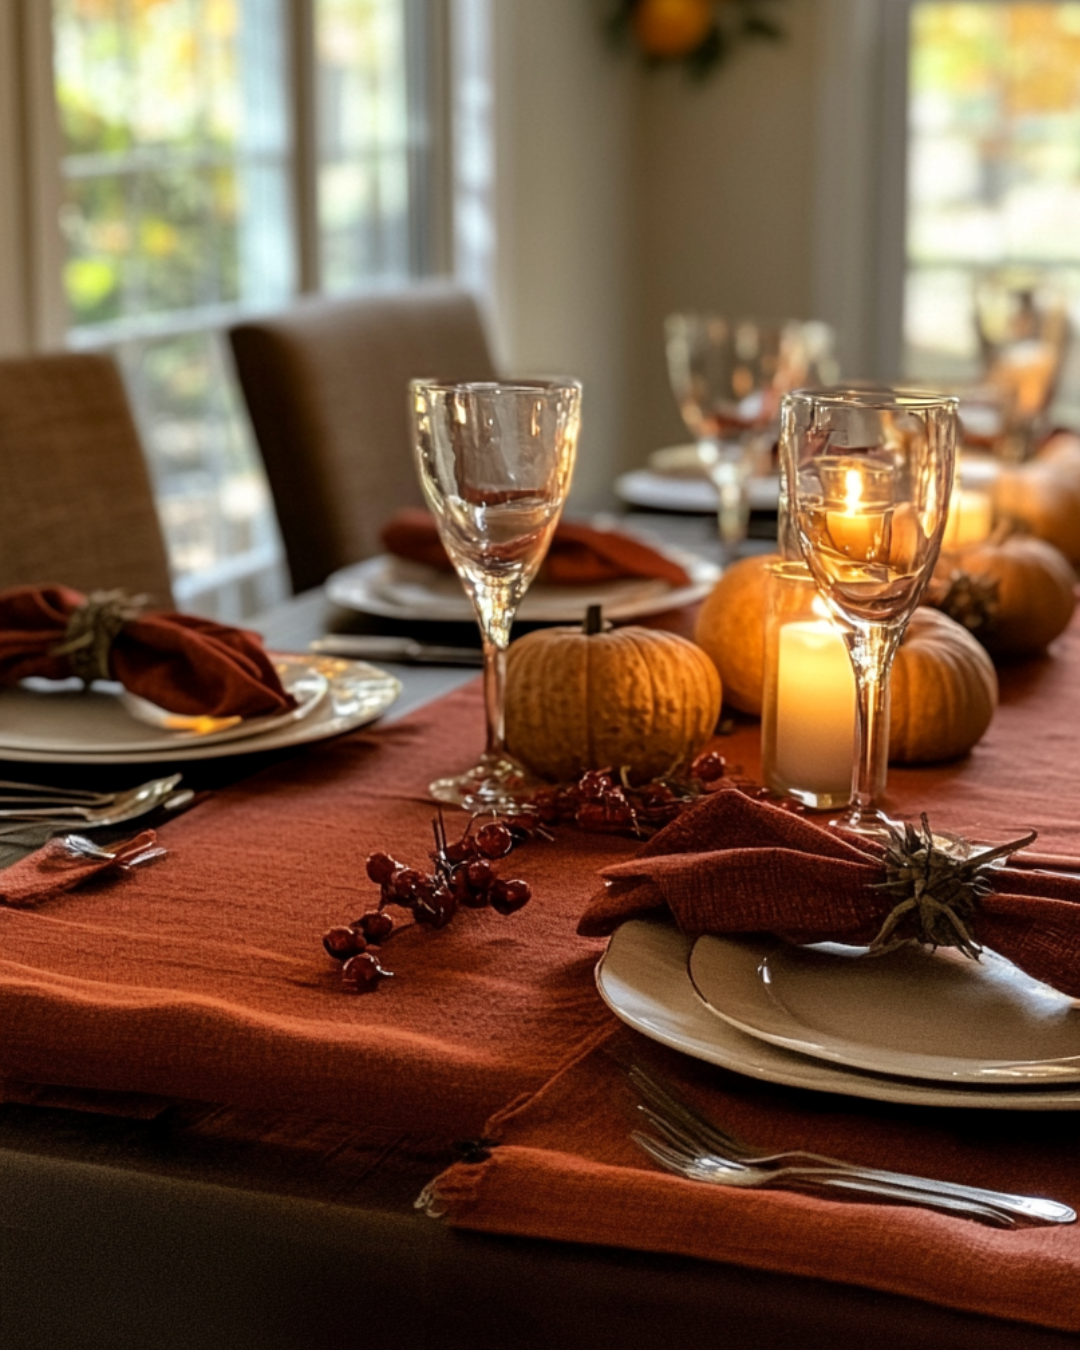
[605,0,787,79]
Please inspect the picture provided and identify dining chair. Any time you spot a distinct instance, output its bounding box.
[228,284,499,593]
[0,351,175,606]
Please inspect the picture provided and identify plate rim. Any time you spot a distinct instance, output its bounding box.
[0,656,401,764]
[325,546,720,624]
[0,661,331,757]
[595,918,1080,1109]
[688,931,1080,1086]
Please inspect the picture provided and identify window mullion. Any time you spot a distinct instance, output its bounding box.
[288,0,320,294]
[20,0,67,349]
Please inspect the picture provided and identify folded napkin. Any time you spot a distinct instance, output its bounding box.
[381,509,692,588]
[0,829,159,907]
[579,788,1080,999]
[0,585,296,718]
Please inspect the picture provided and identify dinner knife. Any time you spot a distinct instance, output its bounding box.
[310,635,483,666]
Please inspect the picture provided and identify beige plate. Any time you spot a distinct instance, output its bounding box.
[0,656,400,764]
[597,919,1080,1108]
[689,933,1080,1085]
[326,545,719,624]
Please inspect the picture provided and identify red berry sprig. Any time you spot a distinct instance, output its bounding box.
[530,751,731,838]
[321,813,533,991]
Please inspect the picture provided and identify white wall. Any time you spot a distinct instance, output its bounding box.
[488,0,840,506]
[488,0,640,510]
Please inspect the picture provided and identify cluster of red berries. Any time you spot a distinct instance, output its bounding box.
[530,751,730,837]
[322,815,533,992]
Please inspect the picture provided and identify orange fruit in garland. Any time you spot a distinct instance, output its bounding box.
[632,0,714,58]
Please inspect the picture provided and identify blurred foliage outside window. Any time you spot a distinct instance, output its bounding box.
[906,1,1080,407]
[54,0,433,618]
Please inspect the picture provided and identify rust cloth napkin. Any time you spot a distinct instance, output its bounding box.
[0,830,158,907]
[578,788,1080,998]
[428,1028,1080,1334]
[0,584,296,718]
[381,508,692,588]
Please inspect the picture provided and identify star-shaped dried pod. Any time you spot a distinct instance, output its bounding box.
[867,814,1037,960]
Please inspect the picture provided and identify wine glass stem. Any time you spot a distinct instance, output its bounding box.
[845,624,900,818]
[482,637,507,759]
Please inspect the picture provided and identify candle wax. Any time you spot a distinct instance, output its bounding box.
[775,619,857,796]
[942,488,993,550]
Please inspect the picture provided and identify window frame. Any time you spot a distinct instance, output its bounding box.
[0,0,457,615]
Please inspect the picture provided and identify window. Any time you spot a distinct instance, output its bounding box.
[903,1,1080,390]
[41,0,446,618]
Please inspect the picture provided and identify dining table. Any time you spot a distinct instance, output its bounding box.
[2,509,1080,1350]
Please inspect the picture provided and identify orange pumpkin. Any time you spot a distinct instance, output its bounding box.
[995,463,1080,565]
[889,608,998,765]
[693,552,775,715]
[949,535,1076,657]
[504,614,722,783]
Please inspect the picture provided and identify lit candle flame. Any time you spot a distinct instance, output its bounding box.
[844,468,863,514]
[811,595,833,621]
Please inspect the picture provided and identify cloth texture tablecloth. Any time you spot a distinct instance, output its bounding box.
[5,612,1080,1330]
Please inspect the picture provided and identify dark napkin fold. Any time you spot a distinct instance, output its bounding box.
[0,584,296,718]
[578,789,1080,999]
[381,508,692,588]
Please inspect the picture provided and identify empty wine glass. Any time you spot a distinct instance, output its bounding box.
[409,378,582,810]
[780,387,958,833]
[665,315,814,563]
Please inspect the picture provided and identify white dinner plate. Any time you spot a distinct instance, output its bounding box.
[614,468,780,515]
[689,932,1080,1085]
[326,547,720,624]
[0,656,401,764]
[0,664,329,756]
[596,919,1080,1109]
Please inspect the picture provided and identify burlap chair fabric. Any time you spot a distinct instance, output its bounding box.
[0,352,174,606]
[229,285,498,593]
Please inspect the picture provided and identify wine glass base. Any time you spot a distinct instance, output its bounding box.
[429,754,536,815]
[828,804,898,842]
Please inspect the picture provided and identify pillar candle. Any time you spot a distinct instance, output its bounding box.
[774,619,857,796]
[942,487,993,550]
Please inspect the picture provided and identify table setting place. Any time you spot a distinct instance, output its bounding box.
[11,365,1080,1341]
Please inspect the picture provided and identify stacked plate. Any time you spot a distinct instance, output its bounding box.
[325,545,719,625]
[614,443,781,516]
[0,655,401,764]
[596,919,1080,1110]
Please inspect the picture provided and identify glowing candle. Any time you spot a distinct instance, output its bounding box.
[826,467,883,560]
[774,612,857,797]
[942,486,993,551]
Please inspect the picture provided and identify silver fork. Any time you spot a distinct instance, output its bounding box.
[0,774,182,823]
[631,1132,1017,1226]
[629,1065,1076,1228]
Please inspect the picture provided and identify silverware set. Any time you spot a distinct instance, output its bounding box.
[0,774,190,833]
[629,1065,1075,1229]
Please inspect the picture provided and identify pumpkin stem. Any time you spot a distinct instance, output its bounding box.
[583,604,604,635]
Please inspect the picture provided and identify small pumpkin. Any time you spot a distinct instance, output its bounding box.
[944,535,1076,657]
[1035,430,1080,488]
[504,608,722,783]
[994,463,1080,565]
[693,552,776,715]
[888,608,998,765]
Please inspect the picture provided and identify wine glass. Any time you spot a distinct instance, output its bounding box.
[780,387,958,833]
[664,315,815,563]
[409,378,582,810]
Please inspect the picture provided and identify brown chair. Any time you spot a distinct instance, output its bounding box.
[228,285,498,593]
[0,351,175,606]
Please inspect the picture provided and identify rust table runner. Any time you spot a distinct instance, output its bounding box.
[4,615,1080,1330]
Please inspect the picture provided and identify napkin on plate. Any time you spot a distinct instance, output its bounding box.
[0,585,296,719]
[0,829,159,908]
[381,509,692,588]
[578,788,1080,999]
